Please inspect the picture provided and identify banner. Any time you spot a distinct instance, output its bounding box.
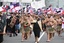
[31,0,46,10]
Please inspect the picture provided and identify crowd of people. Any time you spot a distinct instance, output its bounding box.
[0,12,64,43]
[0,5,64,43]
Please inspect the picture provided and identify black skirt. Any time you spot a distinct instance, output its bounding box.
[33,22,41,38]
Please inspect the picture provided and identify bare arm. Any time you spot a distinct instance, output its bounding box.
[3,25,6,34]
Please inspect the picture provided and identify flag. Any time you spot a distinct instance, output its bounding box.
[10,5,14,9]
[61,10,64,15]
[15,6,21,10]
[46,5,53,14]
[2,5,10,10]
[10,2,19,7]
[9,2,21,13]
[0,7,6,12]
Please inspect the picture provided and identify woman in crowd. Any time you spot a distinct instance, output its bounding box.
[32,15,42,43]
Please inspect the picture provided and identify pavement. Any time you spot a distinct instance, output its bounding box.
[3,31,64,43]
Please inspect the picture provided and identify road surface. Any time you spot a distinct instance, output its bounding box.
[3,32,64,43]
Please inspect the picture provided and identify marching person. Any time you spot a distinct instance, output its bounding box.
[32,15,43,43]
[0,11,6,43]
[20,15,31,41]
[9,14,17,37]
[61,17,64,32]
[56,16,62,37]
[23,15,31,40]
[19,15,25,41]
[44,15,57,42]
[15,14,20,36]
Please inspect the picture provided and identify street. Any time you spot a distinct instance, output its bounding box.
[3,31,64,43]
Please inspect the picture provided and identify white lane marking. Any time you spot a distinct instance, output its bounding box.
[38,32,45,41]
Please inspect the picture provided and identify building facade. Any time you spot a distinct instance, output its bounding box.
[45,0,64,9]
[0,0,64,9]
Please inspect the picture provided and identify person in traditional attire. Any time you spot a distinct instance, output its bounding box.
[44,15,57,42]
[19,16,25,41]
[20,15,31,41]
[56,17,62,37]
[23,15,31,40]
[61,17,64,32]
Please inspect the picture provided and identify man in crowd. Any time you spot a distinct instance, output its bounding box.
[0,11,6,43]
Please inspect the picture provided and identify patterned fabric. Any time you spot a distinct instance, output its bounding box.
[21,21,30,33]
[46,26,55,33]
[56,25,61,31]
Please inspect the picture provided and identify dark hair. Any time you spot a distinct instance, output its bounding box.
[48,16,50,18]
[42,18,45,20]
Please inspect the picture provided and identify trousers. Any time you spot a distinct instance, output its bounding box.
[0,34,3,43]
